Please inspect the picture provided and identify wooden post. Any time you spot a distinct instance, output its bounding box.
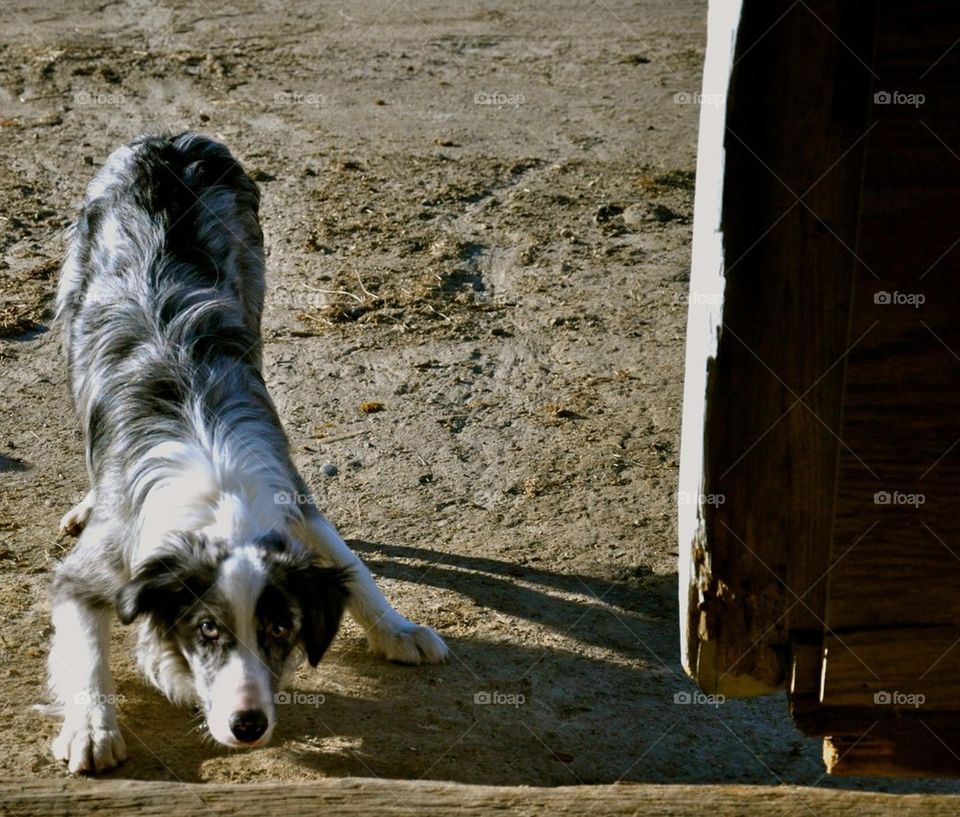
[679,0,874,696]
[682,0,960,776]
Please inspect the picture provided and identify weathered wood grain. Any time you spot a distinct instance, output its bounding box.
[820,628,960,709]
[4,778,960,816]
[776,1,960,775]
[680,0,875,695]
[684,0,960,777]
[820,0,960,722]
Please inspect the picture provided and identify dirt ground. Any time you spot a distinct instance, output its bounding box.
[1,0,958,795]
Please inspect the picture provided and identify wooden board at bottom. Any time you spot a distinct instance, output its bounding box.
[4,778,960,816]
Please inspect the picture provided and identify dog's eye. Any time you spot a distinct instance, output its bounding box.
[199,620,220,641]
[269,623,289,638]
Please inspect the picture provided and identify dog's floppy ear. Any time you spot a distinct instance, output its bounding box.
[116,548,212,625]
[291,564,351,666]
[116,554,186,624]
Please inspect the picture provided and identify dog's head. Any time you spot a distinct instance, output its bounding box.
[116,531,348,748]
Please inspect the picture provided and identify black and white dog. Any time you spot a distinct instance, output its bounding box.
[48,133,447,774]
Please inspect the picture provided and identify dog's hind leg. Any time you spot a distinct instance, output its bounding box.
[296,511,449,665]
[59,489,95,537]
[48,520,127,773]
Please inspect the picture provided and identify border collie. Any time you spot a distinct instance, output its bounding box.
[47,133,448,774]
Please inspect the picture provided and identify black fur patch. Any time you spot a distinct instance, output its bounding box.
[116,534,220,626]
[266,556,351,666]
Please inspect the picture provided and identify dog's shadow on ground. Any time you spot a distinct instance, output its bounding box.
[277,540,686,785]
[350,539,677,647]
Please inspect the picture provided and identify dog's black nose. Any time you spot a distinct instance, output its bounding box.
[229,709,268,743]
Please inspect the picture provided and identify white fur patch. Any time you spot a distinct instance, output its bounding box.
[201,547,276,747]
[49,599,127,773]
[134,441,220,562]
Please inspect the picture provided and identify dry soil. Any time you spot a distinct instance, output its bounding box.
[1,0,957,795]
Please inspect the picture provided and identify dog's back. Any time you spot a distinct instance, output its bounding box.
[58,132,264,361]
[56,134,275,525]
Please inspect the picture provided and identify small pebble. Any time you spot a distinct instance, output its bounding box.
[594,203,623,224]
[652,203,679,222]
[622,203,645,227]
[321,463,338,477]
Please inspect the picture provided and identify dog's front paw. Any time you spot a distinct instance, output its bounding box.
[367,614,449,665]
[52,712,126,774]
[59,492,95,536]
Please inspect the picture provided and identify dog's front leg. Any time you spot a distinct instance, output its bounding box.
[298,511,449,665]
[49,597,126,773]
[48,527,127,773]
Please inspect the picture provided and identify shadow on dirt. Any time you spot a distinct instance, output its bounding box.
[350,538,677,655]
[101,541,681,784]
[88,543,960,791]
